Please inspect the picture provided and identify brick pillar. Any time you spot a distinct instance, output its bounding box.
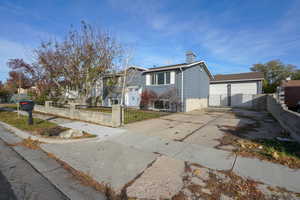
[112,105,121,127]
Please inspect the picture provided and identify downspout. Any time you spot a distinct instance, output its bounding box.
[179,67,184,112]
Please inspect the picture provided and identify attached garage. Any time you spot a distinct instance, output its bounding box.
[209,72,264,107]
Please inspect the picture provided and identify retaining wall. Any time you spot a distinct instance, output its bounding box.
[267,95,300,142]
[34,103,121,127]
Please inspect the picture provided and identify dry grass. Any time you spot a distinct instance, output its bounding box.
[9,138,42,150]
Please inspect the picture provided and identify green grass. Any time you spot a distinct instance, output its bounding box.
[79,106,168,124]
[0,103,18,110]
[0,110,57,133]
[124,109,168,124]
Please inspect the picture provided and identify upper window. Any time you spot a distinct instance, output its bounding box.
[150,71,173,85]
[157,72,165,84]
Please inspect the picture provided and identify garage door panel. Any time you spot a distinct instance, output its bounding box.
[231,82,257,95]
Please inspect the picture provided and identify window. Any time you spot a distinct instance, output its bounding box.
[109,98,119,105]
[166,72,170,84]
[157,72,165,85]
[151,74,156,85]
[149,71,173,85]
[154,100,170,110]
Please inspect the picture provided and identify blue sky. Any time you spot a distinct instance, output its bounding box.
[0,0,300,81]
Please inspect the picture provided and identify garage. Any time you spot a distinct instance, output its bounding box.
[209,72,264,107]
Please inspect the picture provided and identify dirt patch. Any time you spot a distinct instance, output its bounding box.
[33,126,68,137]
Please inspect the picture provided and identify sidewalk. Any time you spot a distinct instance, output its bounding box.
[41,130,300,195]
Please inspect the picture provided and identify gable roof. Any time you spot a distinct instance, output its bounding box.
[143,61,213,79]
[281,80,300,87]
[210,72,264,83]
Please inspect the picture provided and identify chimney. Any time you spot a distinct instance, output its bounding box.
[186,51,196,63]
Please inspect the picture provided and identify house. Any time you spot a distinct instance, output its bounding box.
[142,51,213,112]
[209,72,264,107]
[102,66,147,107]
[278,80,300,110]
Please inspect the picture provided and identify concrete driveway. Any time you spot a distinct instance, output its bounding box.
[124,108,283,148]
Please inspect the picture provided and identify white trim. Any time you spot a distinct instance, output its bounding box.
[170,71,175,84]
[146,74,151,85]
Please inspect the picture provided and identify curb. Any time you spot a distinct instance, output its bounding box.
[0,121,99,144]
[0,123,106,200]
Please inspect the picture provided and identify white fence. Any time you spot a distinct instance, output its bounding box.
[209,94,267,110]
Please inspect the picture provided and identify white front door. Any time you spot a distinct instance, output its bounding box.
[125,88,140,107]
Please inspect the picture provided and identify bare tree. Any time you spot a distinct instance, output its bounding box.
[34,21,123,103]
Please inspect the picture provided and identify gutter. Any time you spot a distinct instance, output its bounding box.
[179,67,184,112]
[210,78,264,83]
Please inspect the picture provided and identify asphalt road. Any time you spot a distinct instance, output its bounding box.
[0,138,68,200]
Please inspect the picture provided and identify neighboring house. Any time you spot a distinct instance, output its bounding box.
[143,51,213,112]
[102,66,147,107]
[209,72,264,107]
[278,80,300,110]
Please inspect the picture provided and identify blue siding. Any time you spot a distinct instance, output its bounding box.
[143,64,210,112]
[182,64,209,111]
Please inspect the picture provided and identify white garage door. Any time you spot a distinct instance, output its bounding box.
[209,82,258,107]
[231,82,257,95]
[231,82,257,107]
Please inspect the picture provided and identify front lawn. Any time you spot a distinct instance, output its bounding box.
[0,110,95,139]
[0,103,18,110]
[79,106,168,124]
[0,110,57,132]
[124,109,169,124]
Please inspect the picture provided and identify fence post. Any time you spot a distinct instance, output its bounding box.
[69,103,77,119]
[121,106,125,126]
[45,101,53,109]
[112,105,122,127]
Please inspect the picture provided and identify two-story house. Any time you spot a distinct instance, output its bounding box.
[142,51,213,112]
[102,66,147,107]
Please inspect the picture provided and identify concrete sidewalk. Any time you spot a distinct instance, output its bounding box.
[41,130,300,195]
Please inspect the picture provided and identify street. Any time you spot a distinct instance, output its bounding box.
[0,137,67,200]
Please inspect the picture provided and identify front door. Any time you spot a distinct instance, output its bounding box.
[126,88,140,107]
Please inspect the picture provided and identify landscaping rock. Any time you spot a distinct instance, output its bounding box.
[59,129,73,138]
[59,129,83,138]
[126,156,185,200]
[71,130,84,137]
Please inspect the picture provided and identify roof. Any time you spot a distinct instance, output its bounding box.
[210,72,264,83]
[143,61,213,79]
[281,80,300,87]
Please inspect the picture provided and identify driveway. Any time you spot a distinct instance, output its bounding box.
[124,108,283,148]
